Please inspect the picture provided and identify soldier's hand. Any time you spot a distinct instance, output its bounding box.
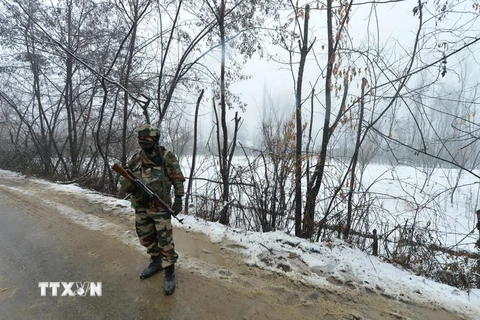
[120,178,137,193]
[172,196,183,216]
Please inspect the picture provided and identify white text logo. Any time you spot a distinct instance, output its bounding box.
[38,282,102,297]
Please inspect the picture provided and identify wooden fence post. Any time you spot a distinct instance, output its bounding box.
[476,210,480,248]
[373,229,378,256]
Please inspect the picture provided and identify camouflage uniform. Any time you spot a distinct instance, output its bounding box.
[120,125,185,269]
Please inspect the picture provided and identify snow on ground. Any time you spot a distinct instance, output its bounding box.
[1,169,479,318]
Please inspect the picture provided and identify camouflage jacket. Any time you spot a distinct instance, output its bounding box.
[120,146,185,208]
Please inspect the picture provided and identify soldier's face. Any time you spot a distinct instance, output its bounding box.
[138,136,155,151]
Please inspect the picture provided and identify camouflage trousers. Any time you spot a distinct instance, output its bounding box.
[135,206,178,268]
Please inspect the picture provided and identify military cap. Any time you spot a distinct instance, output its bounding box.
[137,124,160,139]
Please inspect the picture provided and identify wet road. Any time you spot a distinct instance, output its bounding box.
[0,195,197,319]
[0,175,468,320]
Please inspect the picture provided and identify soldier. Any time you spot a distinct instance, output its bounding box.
[120,124,185,295]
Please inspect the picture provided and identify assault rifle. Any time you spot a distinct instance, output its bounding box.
[112,163,184,224]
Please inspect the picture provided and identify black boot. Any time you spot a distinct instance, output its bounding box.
[140,256,162,279]
[163,264,175,295]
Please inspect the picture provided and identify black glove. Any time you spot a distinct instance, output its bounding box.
[172,196,183,216]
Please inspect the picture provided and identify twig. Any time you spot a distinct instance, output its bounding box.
[259,243,274,254]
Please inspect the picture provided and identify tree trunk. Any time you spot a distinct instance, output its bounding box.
[295,4,310,237]
[218,0,230,225]
[185,89,204,214]
[65,0,79,178]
